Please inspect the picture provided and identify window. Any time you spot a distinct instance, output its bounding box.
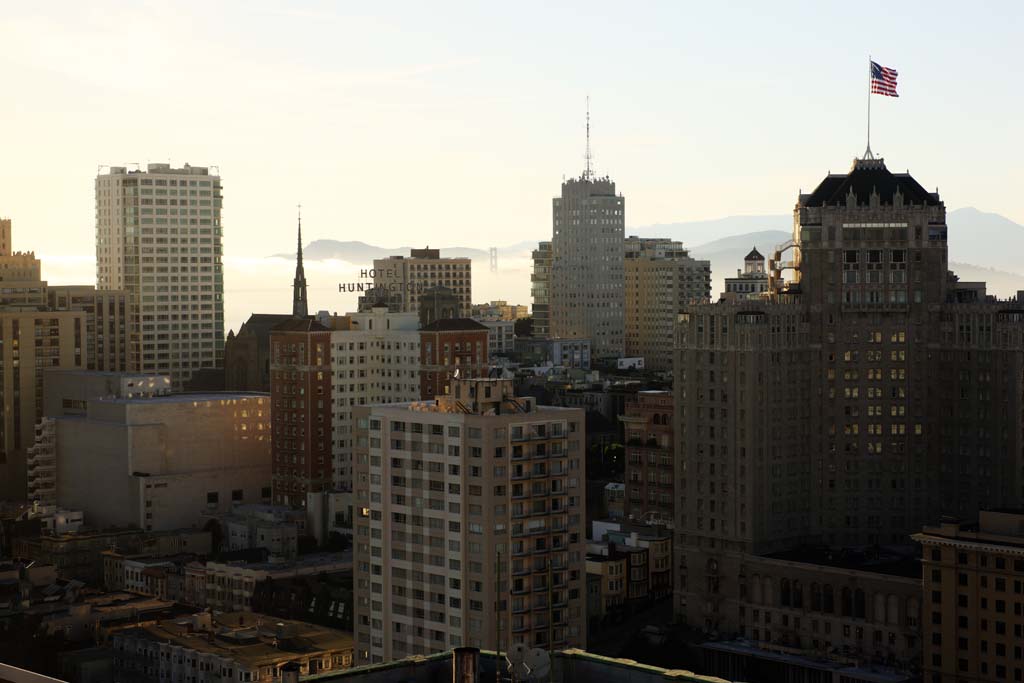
[207,492,219,505]
[231,489,243,502]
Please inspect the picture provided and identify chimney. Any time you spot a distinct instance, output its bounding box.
[280,661,301,683]
[452,647,480,683]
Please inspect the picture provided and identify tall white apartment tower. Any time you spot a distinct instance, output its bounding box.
[96,164,224,388]
[549,111,624,358]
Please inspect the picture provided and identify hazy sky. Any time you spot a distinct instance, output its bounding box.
[2,0,1022,265]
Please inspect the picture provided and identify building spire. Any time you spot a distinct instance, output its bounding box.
[584,95,593,180]
[292,204,308,318]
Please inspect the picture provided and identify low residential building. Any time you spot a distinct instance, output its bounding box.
[915,509,1024,683]
[307,490,353,547]
[219,504,307,559]
[515,337,591,370]
[620,390,674,525]
[111,611,354,683]
[286,647,731,683]
[13,527,211,584]
[55,391,271,531]
[586,553,627,629]
[187,553,352,613]
[472,301,529,321]
[589,520,672,606]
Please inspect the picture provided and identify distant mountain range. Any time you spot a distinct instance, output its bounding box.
[274,240,537,263]
[274,207,1024,299]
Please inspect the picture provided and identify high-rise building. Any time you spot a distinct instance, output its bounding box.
[269,318,333,506]
[530,241,552,338]
[549,174,625,359]
[360,249,471,316]
[722,247,770,301]
[673,157,1024,677]
[419,319,490,399]
[351,378,587,664]
[915,510,1024,683]
[619,390,674,525]
[95,164,224,389]
[624,237,710,370]
[328,307,421,491]
[47,285,134,371]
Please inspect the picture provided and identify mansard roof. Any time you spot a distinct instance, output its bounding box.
[803,158,941,208]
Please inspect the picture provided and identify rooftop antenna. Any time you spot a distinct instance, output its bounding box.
[584,95,593,180]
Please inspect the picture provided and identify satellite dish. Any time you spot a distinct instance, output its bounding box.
[524,648,551,681]
[453,368,460,379]
[506,643,529,680]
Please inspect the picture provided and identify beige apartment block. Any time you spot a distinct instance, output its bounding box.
[624,237,710,371]
[0,309,86,500]
[915,510,1024,683]
[549,177,624,358]
[56,392,270,531]
[327,307,421,491]
[362,248,472,317]
[352,378,587,665]
[95,164,224,389]
[47,285,135,372]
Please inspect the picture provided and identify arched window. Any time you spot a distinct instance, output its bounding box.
[823,585,834,613]
[874,593,886,624]
[887,594,900,625]
[792,580,803,609]
[651,414,661,425]
[751,575,762,604]
[763,577,773,606]
[780,578,791,607]
[811,583,821,612]
[841,587,852,617]
[854,589,866,619]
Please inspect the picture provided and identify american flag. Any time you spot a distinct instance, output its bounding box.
[870,61,899,97]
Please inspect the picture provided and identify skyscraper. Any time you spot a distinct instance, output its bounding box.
[530,241,552,338]
[673,157,1024,672]
[548,112,624,358]
[95,163,224,389]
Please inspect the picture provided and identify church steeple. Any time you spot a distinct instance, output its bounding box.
[292,206,308,318]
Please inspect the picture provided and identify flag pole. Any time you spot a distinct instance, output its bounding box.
[864,55,873,159]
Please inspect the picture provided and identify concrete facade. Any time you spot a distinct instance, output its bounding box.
[624,237,711,371]
[55,392,270,531]
[95,164,225,389]
[549,177,624,359]
[530,241,552,338]
[328,308,421,492]
[915,510,1024,683]
[352,379,587,664]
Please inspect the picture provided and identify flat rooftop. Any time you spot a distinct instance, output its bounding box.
[99,391,269,405]
[122,612,352,667]
[764,546,921,579]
